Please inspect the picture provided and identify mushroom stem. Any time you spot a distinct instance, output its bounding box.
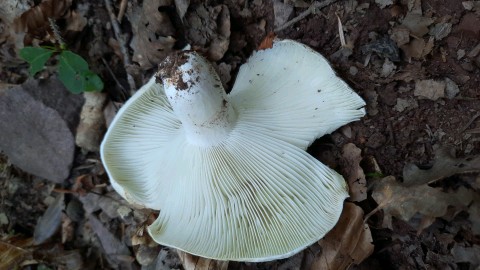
[157,52,237,147]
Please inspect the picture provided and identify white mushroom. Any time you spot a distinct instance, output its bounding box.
[100,39,366,262]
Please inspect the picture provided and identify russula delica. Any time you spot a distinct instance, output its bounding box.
[101,39,366,262]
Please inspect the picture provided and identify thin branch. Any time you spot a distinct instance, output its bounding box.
[104,0,136,96]
[117,0,128,21]
[101,57,128,101]
[274,0,339,33]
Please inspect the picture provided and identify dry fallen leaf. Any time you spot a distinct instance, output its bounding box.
[88,215,132,264]
[401,13,434,37]
[413,79,445,101]
[403,147,480,186]
[34,193,65,244]
[469,197,480,234]
[14,0,72,39]
[340,143,367,202]
[184,4,231,61]
[177,250,229,270]
[390,26,410,46]
[312,202,374,270]
[258,32,276,50]
[129,0,176,69]
[65,10,87,32]
[451,244,480,266]
[0,235,34,269]
[174,0,190,21]
[369,176,474,231]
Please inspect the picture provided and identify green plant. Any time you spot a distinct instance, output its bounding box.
[20,46,104,94]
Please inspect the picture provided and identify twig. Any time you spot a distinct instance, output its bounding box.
[104,0,136,96]
[102,57,128,101]
[461,112,480,133]
[274,0,339,32]
[117,0,128,21]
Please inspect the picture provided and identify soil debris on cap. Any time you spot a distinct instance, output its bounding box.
[156,52,190,91]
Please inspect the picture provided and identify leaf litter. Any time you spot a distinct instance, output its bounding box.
[1,0,480,269]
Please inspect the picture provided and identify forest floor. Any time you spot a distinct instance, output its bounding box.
[0,0,479,269]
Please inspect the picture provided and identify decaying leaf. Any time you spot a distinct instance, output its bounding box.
[429,22,452,41]
[65,10,87,32]
[177,250,229,270]
[312,202,374,270]
[400,36,434,60]
[403,147,480,186]
[0,235,34,269]
[0,0,29,66]
[144,248,182,270]
[175,0,190,21]
[0,0,31,24]
[375,0,393,9]
[273,0,294,28]
[75,92,107,152]
[362,37,400,62]
[413,79,445,101]
[401,13,434,37]
[258,32,276,50]
[341,143,367,202]
[88,215,132,264]
[369,176,474,231]
[184,4,231,61]
[135,245,161,266]
[34,193,65,244]
[451,244,480,266]
[129,0,176,69]
[390,26,410,46]
[469,198,480,234]
[14,0,73,38]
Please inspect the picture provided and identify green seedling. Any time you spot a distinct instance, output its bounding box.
[20,46,103,94]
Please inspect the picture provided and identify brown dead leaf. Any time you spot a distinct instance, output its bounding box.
[61,214,74,243]
[369,176,474,231]
[0,235,34,269]
[401,38,425,59]
[185,4,231,61]
[401,13,433,37]
[258,32,276,50]
[129,0,176,69]
[14,0,72,38]
[413,79,445,100]
[403,147,480,186]
[390,26,410,46]
[422,36,435,56]
[177,250,229,270]
[340,143,367,202]
[65,10,87,32]
[312,202,374,270]
[0,1,29,66]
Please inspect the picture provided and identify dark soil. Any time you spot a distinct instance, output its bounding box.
[1,0,479,269]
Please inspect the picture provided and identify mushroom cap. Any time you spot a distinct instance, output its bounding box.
[100,39,365,261]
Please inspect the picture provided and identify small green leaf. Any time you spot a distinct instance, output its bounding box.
[82,70,104,92]
[19,47,54,76]
[58,51,103,93]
